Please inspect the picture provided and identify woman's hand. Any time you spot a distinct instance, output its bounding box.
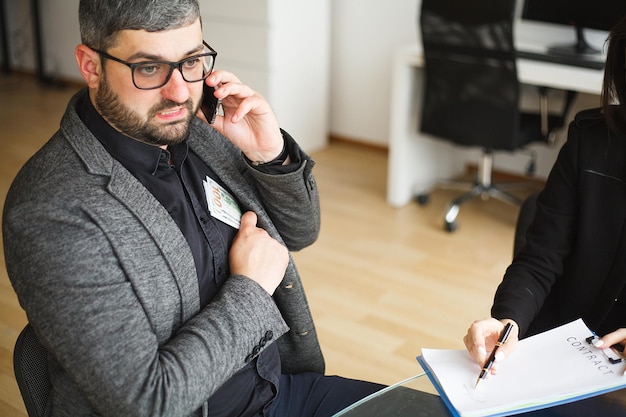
[593,328,626,352]
[464,318,520,375]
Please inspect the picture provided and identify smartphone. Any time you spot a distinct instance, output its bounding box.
[201,83,221,124]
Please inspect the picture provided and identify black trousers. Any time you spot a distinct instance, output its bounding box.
[264,373,386,417]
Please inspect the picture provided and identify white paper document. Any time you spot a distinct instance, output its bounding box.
[417,319,626,417]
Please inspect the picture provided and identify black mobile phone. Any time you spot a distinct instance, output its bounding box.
[201,83,221,124]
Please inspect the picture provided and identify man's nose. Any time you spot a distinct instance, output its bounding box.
[160,68,191,103]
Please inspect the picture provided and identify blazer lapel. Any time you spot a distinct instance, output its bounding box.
[63,94,201,323]
[106,163,201,321]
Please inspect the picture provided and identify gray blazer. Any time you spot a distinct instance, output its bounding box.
[4,89,324,417]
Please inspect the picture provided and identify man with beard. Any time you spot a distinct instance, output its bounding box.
[3,1,384,416]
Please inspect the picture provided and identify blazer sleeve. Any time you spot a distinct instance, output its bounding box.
[242,131,321,252]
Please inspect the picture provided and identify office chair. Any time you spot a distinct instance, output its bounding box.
[418,0,576,232]
[14,323,52,417]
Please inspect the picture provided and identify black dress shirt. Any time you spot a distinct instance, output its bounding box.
[78,96,283,417]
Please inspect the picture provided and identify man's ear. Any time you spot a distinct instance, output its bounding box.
[75,44,101,88]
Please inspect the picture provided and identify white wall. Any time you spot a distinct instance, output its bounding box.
[2,0,81,80]
[199,0,331,152]
[330,0,419,146]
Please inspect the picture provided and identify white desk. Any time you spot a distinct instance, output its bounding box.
[387,29,605,208]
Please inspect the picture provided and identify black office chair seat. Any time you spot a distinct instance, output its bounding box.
[518,111,569,146]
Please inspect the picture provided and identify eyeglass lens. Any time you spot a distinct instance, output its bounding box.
[132,53,215,89]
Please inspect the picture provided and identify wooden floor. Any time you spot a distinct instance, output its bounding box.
[0,73,533,415]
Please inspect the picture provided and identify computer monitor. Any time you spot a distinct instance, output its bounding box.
[522,0,626,56]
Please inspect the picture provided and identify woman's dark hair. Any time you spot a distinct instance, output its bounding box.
[602,15,626,135]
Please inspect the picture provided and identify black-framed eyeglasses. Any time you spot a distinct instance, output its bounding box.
[91,41,217,90]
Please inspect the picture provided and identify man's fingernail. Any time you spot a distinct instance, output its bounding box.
[477,346,487,356]
[495,351,506,362]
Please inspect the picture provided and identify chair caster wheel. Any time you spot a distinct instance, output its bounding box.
[416,194,429,205]
[444,221,458,233]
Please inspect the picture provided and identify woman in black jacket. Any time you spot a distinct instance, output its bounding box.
[464,15,626,371]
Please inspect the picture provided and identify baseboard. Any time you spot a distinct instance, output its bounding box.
[464,163,546,186]
[328,134,388,154]
[328,134,546,186]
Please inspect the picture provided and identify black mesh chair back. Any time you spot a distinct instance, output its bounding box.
[420,0,521,151]
[14,324,51,417]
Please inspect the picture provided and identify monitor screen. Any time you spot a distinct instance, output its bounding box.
[522,0,626,55]
[523,0,626,32]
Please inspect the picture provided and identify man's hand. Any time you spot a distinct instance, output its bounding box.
[197,70,284,164]
[229,212,288,295]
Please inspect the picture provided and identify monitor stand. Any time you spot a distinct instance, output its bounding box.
[547,25,602,58]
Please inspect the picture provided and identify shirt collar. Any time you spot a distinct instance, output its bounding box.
[78,94,188,175]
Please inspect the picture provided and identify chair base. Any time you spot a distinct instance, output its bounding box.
[417,150,541,232]
[441,181,530,232]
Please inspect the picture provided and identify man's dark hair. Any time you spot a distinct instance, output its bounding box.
[79,0,201,50]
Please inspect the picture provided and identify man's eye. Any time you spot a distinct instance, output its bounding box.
[183,58,202,69]
[137,64,164,76]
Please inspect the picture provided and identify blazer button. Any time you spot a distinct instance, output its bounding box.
[259,331,274,347]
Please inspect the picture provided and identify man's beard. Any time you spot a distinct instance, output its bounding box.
[95,76,196,147]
